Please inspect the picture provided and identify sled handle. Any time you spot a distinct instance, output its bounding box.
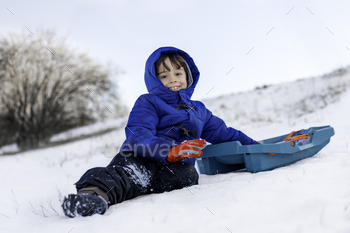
[268,131,310,155]
[287,134,310,146]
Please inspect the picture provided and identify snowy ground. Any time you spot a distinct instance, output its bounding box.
[0,72,350,233]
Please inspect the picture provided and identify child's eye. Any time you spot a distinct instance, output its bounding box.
[160,75,167,79]
[176,73,182,76]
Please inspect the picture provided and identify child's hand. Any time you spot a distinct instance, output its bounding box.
[167,139,207,163]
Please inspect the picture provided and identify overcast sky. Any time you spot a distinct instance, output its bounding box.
[2,0,350,108]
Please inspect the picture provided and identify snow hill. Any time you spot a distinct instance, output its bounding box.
[0,68,350,233]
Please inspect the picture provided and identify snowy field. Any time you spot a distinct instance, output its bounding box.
[0,71,350,233]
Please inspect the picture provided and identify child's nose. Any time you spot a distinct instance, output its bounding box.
[169,74,177,82]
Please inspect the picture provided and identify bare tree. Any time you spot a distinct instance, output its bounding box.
[0,29,125,150]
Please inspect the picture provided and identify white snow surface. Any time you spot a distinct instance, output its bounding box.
[1,71,350,233]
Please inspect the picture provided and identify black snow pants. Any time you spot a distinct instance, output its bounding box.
[75,151,199,205]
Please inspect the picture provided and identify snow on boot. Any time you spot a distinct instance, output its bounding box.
[62,194,108,218]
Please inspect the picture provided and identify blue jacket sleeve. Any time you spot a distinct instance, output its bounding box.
[125,95,173,164]
[201,109,259,145]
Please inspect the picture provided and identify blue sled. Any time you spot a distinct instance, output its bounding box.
[197,126,335,174]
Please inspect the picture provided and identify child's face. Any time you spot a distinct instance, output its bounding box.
[157,57,187,91]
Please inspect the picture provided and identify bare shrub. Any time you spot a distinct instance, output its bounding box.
[0,29,126,150]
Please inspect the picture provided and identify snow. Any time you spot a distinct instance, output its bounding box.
[50,117,127,143]
[123,163,152,189]
[1,71,350,233]
[0,117,128,155]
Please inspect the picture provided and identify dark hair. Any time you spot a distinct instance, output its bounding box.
[155,53,189,83]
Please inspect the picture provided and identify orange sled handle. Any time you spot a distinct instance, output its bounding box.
[268,131,310,155]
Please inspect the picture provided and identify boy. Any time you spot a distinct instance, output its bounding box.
[62,46,259,217]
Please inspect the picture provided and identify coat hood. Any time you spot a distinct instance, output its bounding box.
[144,47,200,104]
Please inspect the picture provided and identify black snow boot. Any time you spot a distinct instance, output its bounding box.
[62,193,108,218]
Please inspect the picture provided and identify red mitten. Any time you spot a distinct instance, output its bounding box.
[167,139,207,163]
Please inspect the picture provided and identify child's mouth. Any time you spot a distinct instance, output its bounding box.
[169,86,180,91]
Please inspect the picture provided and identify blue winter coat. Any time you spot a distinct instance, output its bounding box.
[119,47,259,165]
